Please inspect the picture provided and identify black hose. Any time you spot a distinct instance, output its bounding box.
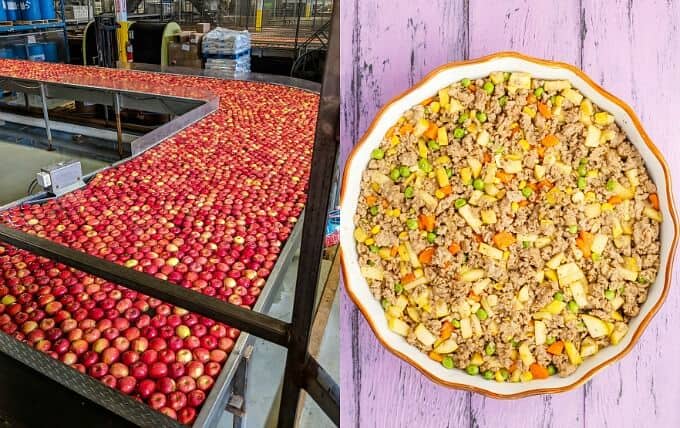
[27,178,37,195]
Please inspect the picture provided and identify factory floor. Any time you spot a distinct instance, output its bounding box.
[0,138,339,428]
[0,140,109,206]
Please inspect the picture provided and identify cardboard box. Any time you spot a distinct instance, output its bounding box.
[168,42,202,68]
[196,23,211,33]
[190,32,204,45]
[176,31,192,43]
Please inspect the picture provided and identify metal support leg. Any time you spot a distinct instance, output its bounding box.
[23,93,29,111]
[226,345,252,428]
[112,92,123,159]
[39,84,54,151]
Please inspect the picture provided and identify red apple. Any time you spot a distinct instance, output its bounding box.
[109,362,129,378]
[89,362,108,379]
[132,337,148,353]
[101,347,120,365]
[112,336,130,352]
[159,407,176,420]
[168,391,187,411]
[205,361,221,377]
[149,392,166,410]
[168,361,185,378]
[177,407,197,425]
[176,375,196,393]
[137,379,156,398]
[186,361,204,379]
[149,362,168,379]
[130,361,148,380]
[101,374,117,388]
[196,375,214,391]
[187,389,205,407]
[81,351,99,367]
[156,376,176,394]
[117,376,137,394]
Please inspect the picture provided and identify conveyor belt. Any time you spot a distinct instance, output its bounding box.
[0,60,319,427]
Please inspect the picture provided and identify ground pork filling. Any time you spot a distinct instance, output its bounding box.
[354,72,662,382]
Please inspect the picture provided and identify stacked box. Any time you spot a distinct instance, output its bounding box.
[168,42,202,69]
[201,27,251,75]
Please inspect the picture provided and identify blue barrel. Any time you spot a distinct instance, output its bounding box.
[42,41,56,61]
[27,43,44,61]
[5,0,19,21]
[12,44,26,59]
[38,0,53,19]
[0,48,13,59]
[0,0,8,21]
[19,0,41,21]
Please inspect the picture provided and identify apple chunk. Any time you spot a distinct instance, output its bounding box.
[581,314,609,338]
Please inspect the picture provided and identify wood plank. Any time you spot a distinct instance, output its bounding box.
[468,0,583,64]
[581,1,680,426]
[339,0,471,426]
[467,1,585,427]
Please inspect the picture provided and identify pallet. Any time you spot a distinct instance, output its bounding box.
[16,19,58,25]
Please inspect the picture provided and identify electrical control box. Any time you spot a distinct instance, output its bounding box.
[36,160,86,197]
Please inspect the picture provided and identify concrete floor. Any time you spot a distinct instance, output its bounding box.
[0,135,339,428]
[0,140,108,205]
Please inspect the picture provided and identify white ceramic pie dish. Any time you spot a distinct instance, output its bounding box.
[339,52,679,398]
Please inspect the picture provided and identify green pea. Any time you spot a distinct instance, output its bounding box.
[461,78,471,88]
[592,252,602,262]
[522,241,530,249]
[394,283,404,294]
[381,298,389,310]
[553,292,565,302]
[371,148,384,160]
[476,308,488,321]
[483,370,495,380]
[369,206,379,216]
[545,336,556,345]
[579,158,588,166]
[637,276,648,284]
[568,300,579,313]
[604,289,615,300]
[550,95,557,105]
[578,164,587,177]
[390,168,401,181]
[483,81,495,95]
[485,342,496,356]
[476,112,487,123]
[473,178,485,190]
[577,177,586,190]
[466,364,480,376]
[499,95,508,107]
[511,339,519,348]
[606,178,616,191]
[445,168,453,178]
[427,140,440,151]
[453,127,466,139]
[454,198,467,209]
[568,225,578,234]
[521,187,533,198]
[458,112,469,124]
[399,165,411,177]
[404,186,415,199]
[451,319,461,328]
[427,232,437,244]
[406,218,418,230]
[498,368,509,380]
[442,356,454,369]
[418,158,433,173]
[547,364,557,376]
[534,87,544,98]
[369,245,379,253]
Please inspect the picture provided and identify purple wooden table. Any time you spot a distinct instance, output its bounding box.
[339,1,680,426]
